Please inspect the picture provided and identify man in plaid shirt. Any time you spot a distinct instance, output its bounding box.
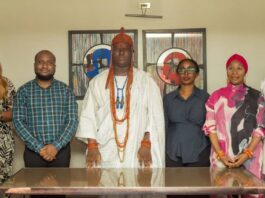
[13,50,78,170]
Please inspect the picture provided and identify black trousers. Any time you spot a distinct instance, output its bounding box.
[24,144,70,168]
[166,145,211,167]
[24,144,70,198]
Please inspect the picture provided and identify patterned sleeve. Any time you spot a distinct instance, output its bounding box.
[202,91,219,135]
[258,78,265,130]
[253,96,265,137]
[5,77,16,109]
[52,86,78,151]
[13,86,44,153]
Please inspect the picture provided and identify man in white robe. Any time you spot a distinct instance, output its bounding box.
[76,27,164,168]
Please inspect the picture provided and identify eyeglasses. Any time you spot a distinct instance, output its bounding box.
[177,67,197,74]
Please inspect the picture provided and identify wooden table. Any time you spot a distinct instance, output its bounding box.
[0,167,264,196]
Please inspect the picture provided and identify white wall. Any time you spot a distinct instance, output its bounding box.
[1,0,265,173]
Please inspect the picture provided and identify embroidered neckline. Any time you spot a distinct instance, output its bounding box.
[114,76,128,109]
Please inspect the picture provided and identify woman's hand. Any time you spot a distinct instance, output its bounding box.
[229,153,249,168]
[219,155,235,168]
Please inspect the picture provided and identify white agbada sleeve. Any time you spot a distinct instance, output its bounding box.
[76,79,98,142]
[144,75,165,167]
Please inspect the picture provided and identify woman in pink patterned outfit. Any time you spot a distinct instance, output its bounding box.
[203,54,264,179]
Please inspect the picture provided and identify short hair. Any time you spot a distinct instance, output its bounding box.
[34,50,56,63]
[176,58,199,73]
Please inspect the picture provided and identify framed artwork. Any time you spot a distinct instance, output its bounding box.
[69,30,138,100]
[143,29,207,95]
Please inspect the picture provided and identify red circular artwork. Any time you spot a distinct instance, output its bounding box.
[156,48,192,85]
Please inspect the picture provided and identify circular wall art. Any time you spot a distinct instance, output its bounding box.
[156,48,192,86]
[83,44,111,78]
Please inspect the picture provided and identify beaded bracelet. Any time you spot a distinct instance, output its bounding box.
[243,148,253,158]
[141,140,151,148]
[216,150,225,160]
[87,142,98,150]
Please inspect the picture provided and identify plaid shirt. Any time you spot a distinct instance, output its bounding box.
[13,79,78,153]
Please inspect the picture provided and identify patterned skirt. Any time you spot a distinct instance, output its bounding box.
[0,123,14,184]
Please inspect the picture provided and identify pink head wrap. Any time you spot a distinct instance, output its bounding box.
[226,54,248,73]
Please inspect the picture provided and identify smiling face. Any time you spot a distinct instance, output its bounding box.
[227,60,246,85]
[177,60,198,86]
[112,42,132,71]
[34,51,56,81]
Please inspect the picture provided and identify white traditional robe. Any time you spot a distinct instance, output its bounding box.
[76,68,165,168]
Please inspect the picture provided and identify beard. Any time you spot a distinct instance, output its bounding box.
[35,72,54,81]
